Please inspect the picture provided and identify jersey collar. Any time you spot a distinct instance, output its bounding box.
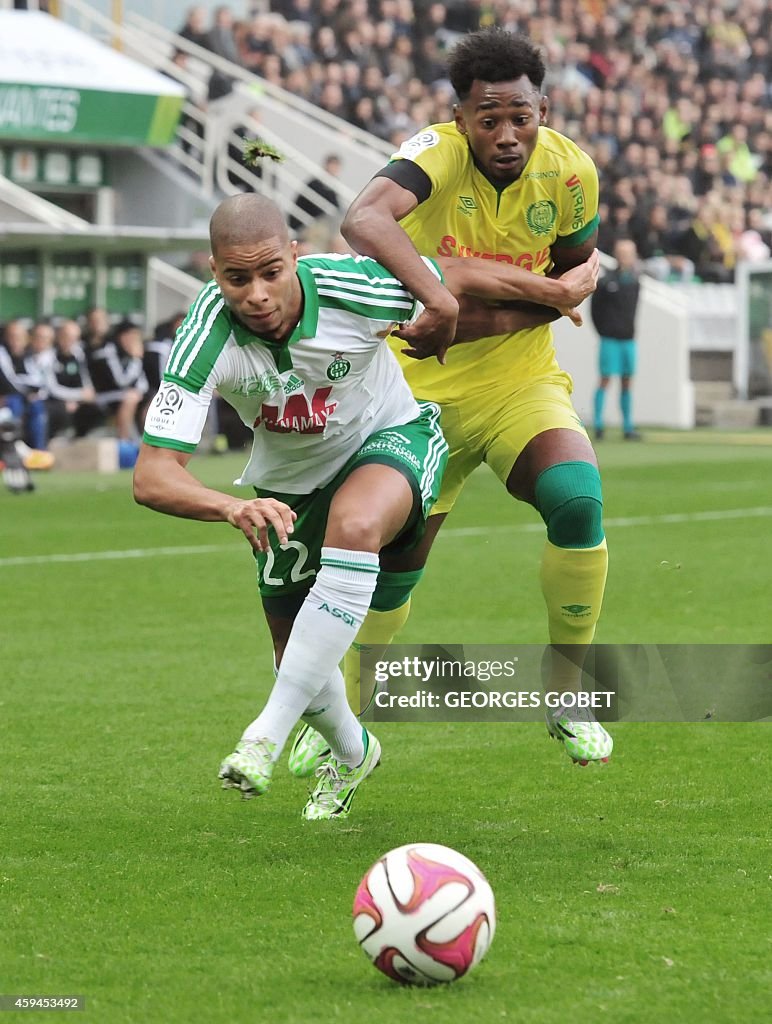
[228,261,320,350]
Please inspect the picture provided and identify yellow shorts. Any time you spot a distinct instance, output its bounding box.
[425,371,589,515]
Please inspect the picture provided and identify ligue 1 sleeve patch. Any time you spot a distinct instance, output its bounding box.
[145,382,186,434]
[396,129,440,161]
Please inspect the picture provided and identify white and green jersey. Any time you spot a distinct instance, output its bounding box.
[143,254,441,492]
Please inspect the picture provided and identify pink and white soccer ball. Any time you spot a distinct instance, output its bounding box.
[353,842,496,986]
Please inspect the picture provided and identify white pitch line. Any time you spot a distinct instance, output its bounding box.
[2,506,772,568]
[0,543,235,567]
[443,505,772,538]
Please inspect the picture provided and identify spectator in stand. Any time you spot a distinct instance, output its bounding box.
[178,5,210,50]
[206,5,241,66]
[288,154,342,233]
[676,194,737,284]
[632,202,694,282]
[143,314,185,401]
[254,0,769,277]
[0,315,51,452]
[89,321,149,442]
[717,123,760,184]
[46,320,101,440]
[82,306,111,355]
[0,319,30,417]
[0,320,48,452]
[28,321,55,378]
[240,13,278,72]
[26,321,56,445]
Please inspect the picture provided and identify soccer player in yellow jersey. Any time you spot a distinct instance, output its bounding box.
[339,28,613,765]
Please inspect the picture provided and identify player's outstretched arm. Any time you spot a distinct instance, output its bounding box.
[133,443,295,553]
[397,251,598,355]
[342,177,458,362]
[438,249,599,308]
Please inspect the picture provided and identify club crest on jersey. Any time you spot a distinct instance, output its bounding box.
[326,353,351,381]
[526,199,558,237]
[456,195,477,217]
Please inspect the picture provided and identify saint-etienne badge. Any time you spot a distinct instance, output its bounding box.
[326,352,351,381]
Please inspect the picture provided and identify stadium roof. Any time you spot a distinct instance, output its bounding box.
[0,223,209,253]
[0,11,185,147]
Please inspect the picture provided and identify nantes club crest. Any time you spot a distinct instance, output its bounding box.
[326,353,351,381]
[525,199,558,237]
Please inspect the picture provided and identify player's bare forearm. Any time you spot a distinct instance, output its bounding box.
[133,444,235,522]
[133,444,295,552]
[453,297,561,345]
[440,249,599,309]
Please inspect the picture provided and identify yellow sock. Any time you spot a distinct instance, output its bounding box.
[540,539,608,690]
[344,600,411,714]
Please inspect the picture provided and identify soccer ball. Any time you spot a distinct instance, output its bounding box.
[353,842,496,986]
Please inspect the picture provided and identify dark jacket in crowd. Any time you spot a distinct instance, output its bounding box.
[48,344,93,401]
[288,177,340,232]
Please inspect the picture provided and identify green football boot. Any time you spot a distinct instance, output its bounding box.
[218,738,276,797]
[546,700,613,765]
[287,724,331,778]
[302,730,381,821]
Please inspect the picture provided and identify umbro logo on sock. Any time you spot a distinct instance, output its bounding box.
[562,604,592,617]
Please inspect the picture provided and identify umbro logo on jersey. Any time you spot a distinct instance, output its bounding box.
[456,195,477,216]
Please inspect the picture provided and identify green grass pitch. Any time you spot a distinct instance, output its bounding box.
[1,434,770,1022]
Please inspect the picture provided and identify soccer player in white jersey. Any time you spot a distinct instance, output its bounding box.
[134,194,598,820]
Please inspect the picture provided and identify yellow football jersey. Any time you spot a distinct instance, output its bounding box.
[388,123,599,402]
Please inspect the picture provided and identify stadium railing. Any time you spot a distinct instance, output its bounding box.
[52,0,389,225]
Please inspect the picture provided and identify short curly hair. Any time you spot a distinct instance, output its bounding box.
[448,28,546,101]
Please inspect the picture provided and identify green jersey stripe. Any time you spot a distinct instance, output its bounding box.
[319,558,381,573]
[310,276,412,300]
[170,295,225,379]
[142,433,197,453]
[416,401,448,511]
[163,299,229,393]
[309,267,404,288]
[316,288,414,319]
[163,303,230,395]
[168,282,220,368]
[168,284,222,376]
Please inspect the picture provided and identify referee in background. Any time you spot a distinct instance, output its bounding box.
[591,238,643,441]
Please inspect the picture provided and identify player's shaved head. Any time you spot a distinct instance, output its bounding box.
[209,194,289,255]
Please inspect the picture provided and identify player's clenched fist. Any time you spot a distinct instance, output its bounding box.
[225,497,296,553]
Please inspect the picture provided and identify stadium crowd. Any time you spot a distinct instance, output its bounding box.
[3,1,771,455]
[177,0,771,283]
[0,312,185,455]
